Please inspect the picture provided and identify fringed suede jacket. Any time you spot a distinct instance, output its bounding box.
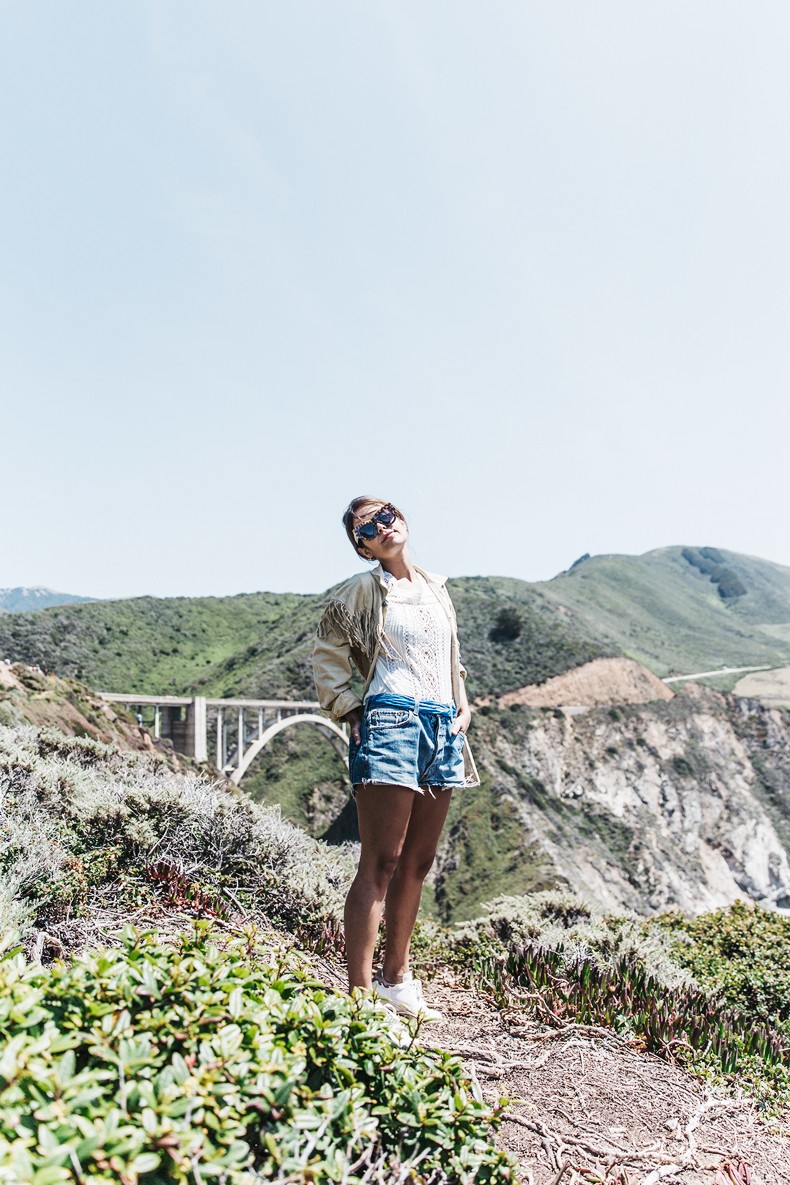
[312,563,480,787]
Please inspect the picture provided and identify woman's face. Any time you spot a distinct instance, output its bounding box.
[352,500,408,562]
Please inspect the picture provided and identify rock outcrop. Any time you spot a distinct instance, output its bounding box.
[436,689,790,917]
[0,662,188,771]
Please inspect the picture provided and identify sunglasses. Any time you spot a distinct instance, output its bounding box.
[354,504,398,543]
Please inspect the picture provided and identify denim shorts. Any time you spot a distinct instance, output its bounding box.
[349,693,466,793]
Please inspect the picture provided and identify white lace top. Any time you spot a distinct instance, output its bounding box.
[366,572,454,704]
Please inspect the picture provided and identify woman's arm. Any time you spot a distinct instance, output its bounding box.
[444,588,471,736]
[312,612,364,723]
[452,669,472,736]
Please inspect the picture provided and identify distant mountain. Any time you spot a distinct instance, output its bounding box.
[0,587,96,613]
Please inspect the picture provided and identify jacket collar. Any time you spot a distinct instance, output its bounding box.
[371,562,447,589]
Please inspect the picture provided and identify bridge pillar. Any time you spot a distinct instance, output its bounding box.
[217,708,225,770]
[169,706,187,750]
[185,697,208,763]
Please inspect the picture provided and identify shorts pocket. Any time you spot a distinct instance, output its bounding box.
[366,707,412,730]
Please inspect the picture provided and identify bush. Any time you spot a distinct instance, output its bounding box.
[0,725,354,954]
[0,929,515,1184]
[451,892,681,986]
[657,900,790,1032]
[681,548,746,601]
[487,609,522,645]
[716,571,747,600]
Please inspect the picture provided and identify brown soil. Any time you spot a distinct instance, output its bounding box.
[307,955,790,1185]
[498,658,674,710]
[427,971,790,1184]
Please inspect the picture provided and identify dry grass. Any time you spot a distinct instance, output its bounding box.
[0,723,355,956]
[734,667,790,710]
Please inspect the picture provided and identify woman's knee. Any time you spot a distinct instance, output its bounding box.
[358,850,402,893]
[396,850,437,883]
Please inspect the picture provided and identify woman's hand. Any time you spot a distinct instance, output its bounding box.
[451,705,472,737]
[343,708,363,745]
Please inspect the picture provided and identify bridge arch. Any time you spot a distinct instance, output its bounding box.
[230,713,348,785]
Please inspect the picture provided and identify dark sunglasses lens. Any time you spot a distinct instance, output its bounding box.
[356,507,397,542]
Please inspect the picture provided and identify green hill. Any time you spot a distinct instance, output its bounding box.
[0,579,610,702]
[536,546,790,677]
[0,591,310,696]
[1,546,789,704]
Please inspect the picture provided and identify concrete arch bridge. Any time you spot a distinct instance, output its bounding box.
[99,693,348,785]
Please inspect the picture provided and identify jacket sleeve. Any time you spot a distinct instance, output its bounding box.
[445,589,467,681]
[312,610,364,722]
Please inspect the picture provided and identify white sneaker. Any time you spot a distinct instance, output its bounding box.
[373,971,443,1022]
[370,998,413,1047]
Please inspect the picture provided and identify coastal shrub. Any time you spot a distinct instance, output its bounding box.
[0,928,515,1184]
[452,893,686,988]
[657,900,790,1032]
[716,570,748,600]
[0,725,354,952]
[488,609,522,645]
[681,548,746,601]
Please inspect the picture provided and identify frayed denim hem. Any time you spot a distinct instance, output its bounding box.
[352,781,459,800]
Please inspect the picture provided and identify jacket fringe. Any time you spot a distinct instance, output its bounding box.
[317,599,380,658]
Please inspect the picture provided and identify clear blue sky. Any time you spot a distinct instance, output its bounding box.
[2,2,789,599]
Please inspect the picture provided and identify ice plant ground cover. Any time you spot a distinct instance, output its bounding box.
[0,726,516,1182]
[0,929,515,1184]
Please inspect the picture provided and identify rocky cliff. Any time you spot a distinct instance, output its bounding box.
[435,686,790,918]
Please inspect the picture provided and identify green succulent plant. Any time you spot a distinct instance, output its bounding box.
[0,927,516,1184]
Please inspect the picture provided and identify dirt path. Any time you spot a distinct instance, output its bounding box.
[422,969,790,1185]
[664,666,773,685]
[310,954,790,1182]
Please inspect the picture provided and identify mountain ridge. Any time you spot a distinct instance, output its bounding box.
[0,586,96,613]
[535,544,790,677]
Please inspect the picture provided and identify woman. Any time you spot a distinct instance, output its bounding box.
[313,497,478,1020]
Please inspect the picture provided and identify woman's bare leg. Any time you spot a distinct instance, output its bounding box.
[382,789,452,984]
[345,784,415,991]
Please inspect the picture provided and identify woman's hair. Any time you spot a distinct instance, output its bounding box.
[342,496,406,559]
